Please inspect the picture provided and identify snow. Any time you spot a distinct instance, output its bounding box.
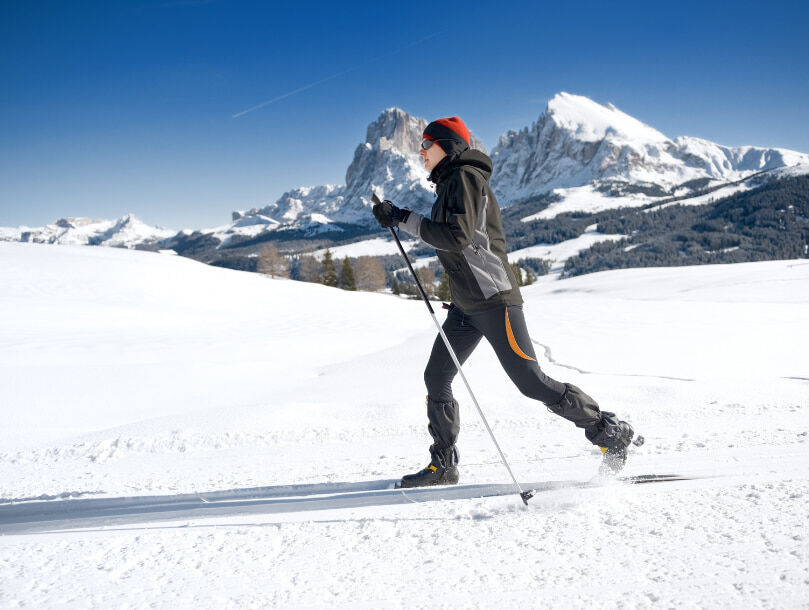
[547,92,669,145]
[0,214,176,247]
[0,226,23,241]
[313,224,623,275]
[510,224,626,273]
[490,94,809,214]
[651,181,753,211]
[525,184,655,220]
[1,242,808,607]
[520,162,809,220]
[773,161,809,179]
[311,236,420,260]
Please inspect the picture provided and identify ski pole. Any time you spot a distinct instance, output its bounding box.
[385,221,535,506]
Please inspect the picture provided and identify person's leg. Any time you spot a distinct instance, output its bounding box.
[423,305,484,402]
[471,305,633,456]
[400,306,483,488]
[423,305,484,466]
[470,305,567,405]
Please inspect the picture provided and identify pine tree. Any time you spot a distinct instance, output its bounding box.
[391,274,400,295]
[321,250,338,287]
[338,257,356,291]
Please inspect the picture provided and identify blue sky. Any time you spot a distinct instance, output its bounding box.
[2,0,808,229]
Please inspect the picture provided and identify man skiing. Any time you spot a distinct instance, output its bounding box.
[372,116,636,489]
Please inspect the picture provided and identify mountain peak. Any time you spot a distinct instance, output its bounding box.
[2,214,174,247]
[364,108,427,152]
[489,91,809,209]
[546,92,668,144]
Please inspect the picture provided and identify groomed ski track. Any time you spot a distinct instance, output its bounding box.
[0,475,694,535]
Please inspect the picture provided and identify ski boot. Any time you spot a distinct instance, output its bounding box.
[397,444,460,488]
[586,412,642,475]
[397,396,461,488]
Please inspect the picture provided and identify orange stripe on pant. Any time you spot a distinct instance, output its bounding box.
[505,309,536,361]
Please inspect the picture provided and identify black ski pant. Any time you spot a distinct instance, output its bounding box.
[423,304,606,451]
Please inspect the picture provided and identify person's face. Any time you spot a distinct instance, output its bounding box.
[419,138,447,172]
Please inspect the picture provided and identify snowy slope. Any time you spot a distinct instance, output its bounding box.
[310,236,421,260]
[0,243,807,607]
[510,223,626,273]
[522,161,809,219]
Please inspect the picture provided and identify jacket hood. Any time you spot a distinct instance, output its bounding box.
[429,149,493,184]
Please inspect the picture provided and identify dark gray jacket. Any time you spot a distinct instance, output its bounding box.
[399,150,523,312]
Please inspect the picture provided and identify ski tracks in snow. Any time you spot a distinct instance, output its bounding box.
[531,338,696,382]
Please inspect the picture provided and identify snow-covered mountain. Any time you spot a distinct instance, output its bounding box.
[229,94,808,235]
[2,95,807,251]
[490,92,809,214]
[0,109,462,250]
[229,109,486,237]
[0,214,175,248]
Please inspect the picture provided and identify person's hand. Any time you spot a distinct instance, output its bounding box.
[372,199,410,228]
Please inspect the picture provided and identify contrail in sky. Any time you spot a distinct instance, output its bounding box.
[232,69,355,119]
[232,32,442,119]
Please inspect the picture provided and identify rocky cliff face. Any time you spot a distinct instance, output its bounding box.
[236,109,428,233]
[233,108,487,233]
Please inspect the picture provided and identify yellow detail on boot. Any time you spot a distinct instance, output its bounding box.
[427,465,438,472]
[599,446,608,454]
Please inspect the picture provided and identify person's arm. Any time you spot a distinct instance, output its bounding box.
[399,171,481,252]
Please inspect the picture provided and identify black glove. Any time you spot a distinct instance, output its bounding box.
[372,199,411,228]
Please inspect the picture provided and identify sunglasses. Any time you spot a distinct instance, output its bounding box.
[420,138,451,150]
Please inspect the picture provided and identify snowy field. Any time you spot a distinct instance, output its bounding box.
[1,241,807,608]
[510,223,625,273]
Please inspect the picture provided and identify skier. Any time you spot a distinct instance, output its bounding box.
[372,116,636,488]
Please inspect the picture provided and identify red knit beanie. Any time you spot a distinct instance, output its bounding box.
[423,117,471,155]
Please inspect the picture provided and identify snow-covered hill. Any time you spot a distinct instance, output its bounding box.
[1,242,807,606]
[523,160,809,220]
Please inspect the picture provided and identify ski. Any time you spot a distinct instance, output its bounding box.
[0,473,704,534]
[620,473,697,484]
[394,473,702,503]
